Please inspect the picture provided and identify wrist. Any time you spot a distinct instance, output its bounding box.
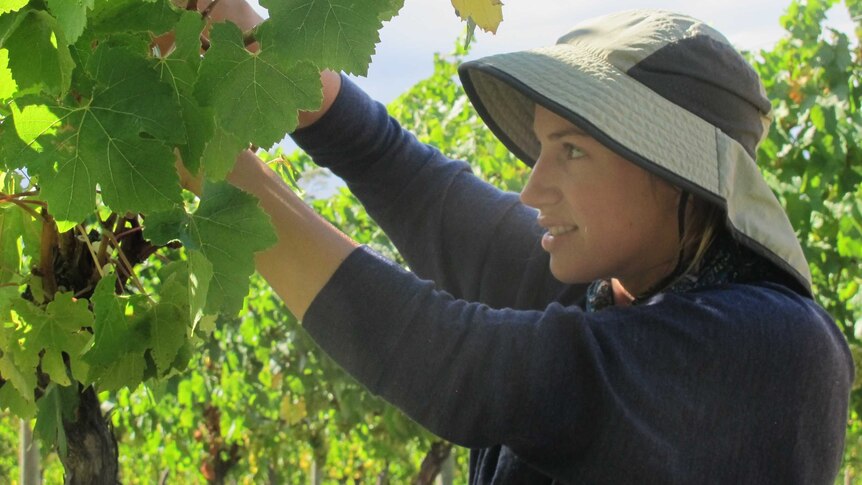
[226,150,275,196]
[296,70,343,130]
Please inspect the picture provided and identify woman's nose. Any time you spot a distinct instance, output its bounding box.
[519,153,560,209]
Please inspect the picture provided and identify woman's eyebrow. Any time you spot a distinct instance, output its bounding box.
[548,127,588,139]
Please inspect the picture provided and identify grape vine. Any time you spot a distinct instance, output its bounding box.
[0,0,414,474]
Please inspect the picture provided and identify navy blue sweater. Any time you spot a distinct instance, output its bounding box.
[291,75,853,484]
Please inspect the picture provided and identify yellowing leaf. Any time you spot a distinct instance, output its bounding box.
[279,395,307,425]
[451,0,503,34]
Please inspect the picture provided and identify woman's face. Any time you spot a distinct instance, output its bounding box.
[520,105,682,296]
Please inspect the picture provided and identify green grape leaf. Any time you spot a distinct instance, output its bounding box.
[0,174,40,270]
[16,45,184,225]
[258,0,403,75]
[187,250,213,329]
[45,0,94,44]
[142,206,186,245]
[177,97,214,176]
[89,0,181,35]
[200,123,245,181]
[0,318,37,403]
[0,7,23,42]
[156,11,211,175]
[155,253,212,330]
[0,0,28,15]
[34,382,78,457]
[0,112,36,169]
[0,381,37,418]
[166,9,204,67]
[0,203,22,282]
[86,282,150,391]
[12,293,93,387]
[380,0,405,22]
[86,273,148,366]
[93,352,146,391]
[145,181,277,315]
[135,269,189,375]
[196,21,322,150]
[0,280,15,316]
[10,102,60,151]
[3,9,74,97]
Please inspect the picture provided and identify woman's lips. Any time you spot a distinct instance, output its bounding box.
[541,225,578,252]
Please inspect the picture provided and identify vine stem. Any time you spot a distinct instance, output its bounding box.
[114,226,143,241]
[39,209,58,299]
[103,227,154,304]
[6,199,42,221]
[10,199,46,207]
[76,225,106,279]
[0,189,41,203]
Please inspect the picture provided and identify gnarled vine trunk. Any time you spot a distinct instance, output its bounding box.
[412,441,453,485]
[61,386,119,485]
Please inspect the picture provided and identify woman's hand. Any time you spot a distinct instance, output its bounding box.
[165,0,342,197]
[160,0,343,133]
[155,0,264,55]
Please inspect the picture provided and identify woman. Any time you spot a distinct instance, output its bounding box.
[188,3,852,483]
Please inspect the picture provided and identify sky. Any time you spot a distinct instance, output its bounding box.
[244,0,854,169]
[248,0,855,104]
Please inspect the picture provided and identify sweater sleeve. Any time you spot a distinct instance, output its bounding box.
[290,75,577,309]
[303,245,853,484]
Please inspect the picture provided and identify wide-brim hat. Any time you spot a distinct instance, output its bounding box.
[458,9,812,295]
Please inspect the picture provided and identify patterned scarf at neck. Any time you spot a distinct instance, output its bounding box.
[585,230,787,313]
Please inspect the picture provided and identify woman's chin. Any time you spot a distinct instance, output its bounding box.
[548,261,596,285]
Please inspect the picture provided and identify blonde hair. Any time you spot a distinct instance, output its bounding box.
[677,195,725,277]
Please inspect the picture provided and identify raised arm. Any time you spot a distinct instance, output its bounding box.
[291,76,578,309]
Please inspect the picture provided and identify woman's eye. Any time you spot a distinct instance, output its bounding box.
[563,143,585,160]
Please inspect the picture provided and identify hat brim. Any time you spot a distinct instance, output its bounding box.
[458,46,813,294]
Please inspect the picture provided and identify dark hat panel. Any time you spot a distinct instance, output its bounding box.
[627,35,772,158]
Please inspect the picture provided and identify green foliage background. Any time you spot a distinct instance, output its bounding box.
[0,0,860,483]
[745,1,862,481]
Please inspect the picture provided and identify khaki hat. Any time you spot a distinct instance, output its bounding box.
[458,9,812,295]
